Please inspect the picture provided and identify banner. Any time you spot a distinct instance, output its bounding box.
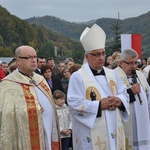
[120,34,142,59]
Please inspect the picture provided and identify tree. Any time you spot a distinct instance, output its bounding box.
[0,46,13,57]
[109,12,123,53]
[0,35,4,46]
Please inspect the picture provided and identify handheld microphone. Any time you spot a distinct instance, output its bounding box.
[131,70,142,105]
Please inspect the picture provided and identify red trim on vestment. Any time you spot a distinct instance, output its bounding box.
[21,84,40,150]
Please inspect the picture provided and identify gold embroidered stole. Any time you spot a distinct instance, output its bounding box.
[79,65,126,150]
[136,70,148,96]
[21,84,41,150]
[104,67,126,150]
[78,66,110,150]
[21,82,61,150]
[114,67,134,150]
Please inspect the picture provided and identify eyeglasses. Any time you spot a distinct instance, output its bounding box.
[18,56,37,60]
[123,61,138,66]
[89,52,106,57]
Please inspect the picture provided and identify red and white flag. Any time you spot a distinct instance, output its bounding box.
[121,34,142,59]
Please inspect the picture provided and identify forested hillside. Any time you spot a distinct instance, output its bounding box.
[0,5,84,63]
[1,4,150,61]
[26,12,150,57]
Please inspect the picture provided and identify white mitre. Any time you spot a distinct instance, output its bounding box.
[80,24,106,52]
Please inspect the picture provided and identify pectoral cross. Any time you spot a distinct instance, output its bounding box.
[125,138,132,150]
[29,79,36,84]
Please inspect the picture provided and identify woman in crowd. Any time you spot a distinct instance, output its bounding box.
[41,65,63,93]
[61,66,71,95]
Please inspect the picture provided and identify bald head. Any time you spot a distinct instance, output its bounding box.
[15,46,36,57]
[15,45,37,76]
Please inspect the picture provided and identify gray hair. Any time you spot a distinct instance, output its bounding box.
[120,49,138,61]
[64,57,74,65]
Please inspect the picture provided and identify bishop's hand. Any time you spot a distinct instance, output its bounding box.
[101,96,122,110]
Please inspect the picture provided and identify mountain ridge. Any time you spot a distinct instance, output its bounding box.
[0,5,84,63]
[0,4,150,59]
[25,11,150,56]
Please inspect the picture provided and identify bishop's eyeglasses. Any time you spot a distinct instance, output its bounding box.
[88,52,106,57]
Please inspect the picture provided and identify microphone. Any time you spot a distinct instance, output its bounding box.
[131,70,142,105]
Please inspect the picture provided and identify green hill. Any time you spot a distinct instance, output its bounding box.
[0,5,84,63]
[0,4,150,61]
[26,12,150,57]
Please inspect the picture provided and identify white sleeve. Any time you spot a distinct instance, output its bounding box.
[67,72,100,129]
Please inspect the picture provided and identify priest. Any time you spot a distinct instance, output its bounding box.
[115,49,150,150]
[67,24,130,150]
[0,45,61,150]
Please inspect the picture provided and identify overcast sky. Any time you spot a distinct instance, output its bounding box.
[0,0,150,22]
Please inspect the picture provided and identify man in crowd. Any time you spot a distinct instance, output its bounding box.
[64,57,75,69]
[57,61,65,73]
[0,45,61,150]
[35,56,46,75]
[67,24,129,150]
[47,57,59,76]
[115,49,150,149]
[55,61,65,81]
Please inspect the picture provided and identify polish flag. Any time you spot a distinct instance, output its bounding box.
[120,34,142,59]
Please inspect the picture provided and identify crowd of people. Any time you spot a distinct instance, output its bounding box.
[0,23,150,150]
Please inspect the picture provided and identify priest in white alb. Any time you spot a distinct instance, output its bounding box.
[115,49,150,150]
[67,24,130,150]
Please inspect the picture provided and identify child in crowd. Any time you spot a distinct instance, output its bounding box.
[53,90,72,150]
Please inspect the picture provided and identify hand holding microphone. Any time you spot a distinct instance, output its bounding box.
[131,83,141,94]
[131,70,142,105]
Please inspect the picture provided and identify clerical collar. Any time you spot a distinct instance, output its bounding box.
[90,66,105,76]
[19,70,34,78]
[19,70,36,84]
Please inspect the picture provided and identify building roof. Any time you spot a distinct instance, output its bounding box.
[0,57,15,64]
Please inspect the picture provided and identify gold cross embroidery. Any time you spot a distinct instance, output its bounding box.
[76,136,80,144]
[117,127,125,150]
[95,136,106,150]
[125,138,132,150]
[78,105,86,116]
